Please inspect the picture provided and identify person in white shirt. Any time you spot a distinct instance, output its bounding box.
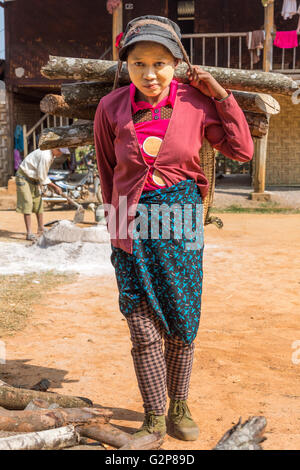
[16,147,70,240]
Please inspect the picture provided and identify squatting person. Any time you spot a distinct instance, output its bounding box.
[94,15,253,441]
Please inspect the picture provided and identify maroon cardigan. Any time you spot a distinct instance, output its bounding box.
[94,82,254,254]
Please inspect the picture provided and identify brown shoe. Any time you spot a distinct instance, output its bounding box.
[167,400,199,441]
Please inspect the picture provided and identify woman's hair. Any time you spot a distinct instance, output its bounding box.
[124,42,179,62]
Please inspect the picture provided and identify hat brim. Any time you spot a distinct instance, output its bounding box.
[119,35,183,61]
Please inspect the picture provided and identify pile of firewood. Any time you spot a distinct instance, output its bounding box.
[0,379,163,450]
[37,55,300,151]
[0,379,267,450]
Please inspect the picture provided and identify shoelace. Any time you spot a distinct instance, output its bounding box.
[172,400,191,424]
[144,412,159,430]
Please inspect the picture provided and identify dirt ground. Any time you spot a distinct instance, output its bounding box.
[0,209,300,450]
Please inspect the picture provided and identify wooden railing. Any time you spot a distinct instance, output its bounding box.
[23,114,70,157]
[182,31,300,73]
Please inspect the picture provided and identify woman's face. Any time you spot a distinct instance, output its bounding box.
[127,41,178,98]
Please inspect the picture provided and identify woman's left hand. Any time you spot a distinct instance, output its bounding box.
[187,66,229,100]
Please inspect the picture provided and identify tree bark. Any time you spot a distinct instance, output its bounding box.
[0,379,92,410]
[0,425,80,451]
[39,122,94,150]
[25,399,59,411]
[79,423,132,448]
[0,407,112,433]
[213,416,267,450]
[40,94,97,120]
[118,432,164,450]
[41,56,299,96]
[244,112,269,138]
[62,81,112,105]
[64,444,106,450]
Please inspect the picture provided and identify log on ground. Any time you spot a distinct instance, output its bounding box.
[31,379,51,392]
[213,416,267,450]
[64,444,106,450]
[0,379,92,410]
[25,399,59,411]
[78,423,132,448]
[119,432,164,450]
[39,122,94,150]
[0,425,79,451]
[0,407,112,433]
[41,56,299,96]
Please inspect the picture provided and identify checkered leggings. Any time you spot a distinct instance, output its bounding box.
[126,297,195,415]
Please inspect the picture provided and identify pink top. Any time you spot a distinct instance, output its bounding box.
[94,82,254,254]
[130,79,178,191]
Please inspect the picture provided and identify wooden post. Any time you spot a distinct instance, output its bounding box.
[23,124,28,157]
[250,116,271,201]
[263,0,274,72]
[112,1,123,61]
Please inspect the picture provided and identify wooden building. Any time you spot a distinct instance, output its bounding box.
[1,0,300,188]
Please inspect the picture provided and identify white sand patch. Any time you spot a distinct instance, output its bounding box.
[0,241,113,276]
[0,214,223,278]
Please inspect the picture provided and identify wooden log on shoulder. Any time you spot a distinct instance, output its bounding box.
[245,112,269,138]
[213,416,267,450]
[0,379,92,410]
[41,56,299,96]
[40,94,269,139]
[0,425,80,451]
[61,81,280,116]
[78,423,133,448]
[62,81,112,105]
[0,407,112,433]
[39,122,94,149]
[40,94,96,120]
[38,108,267,150]
[38,121,94,149]
[232,91,280,115]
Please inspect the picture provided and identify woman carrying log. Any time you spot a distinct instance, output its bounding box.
[94,15,253,441]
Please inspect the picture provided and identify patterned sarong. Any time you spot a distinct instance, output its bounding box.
[111,179,204,344]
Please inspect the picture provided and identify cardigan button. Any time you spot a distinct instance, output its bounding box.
[154,109,159,113]
[154,116,159,120]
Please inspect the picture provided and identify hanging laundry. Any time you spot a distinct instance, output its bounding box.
[281,0,298,20]
[13,149,22,171]
[274,30,299,48]
[14,125,24,153]
[246,30,265,64]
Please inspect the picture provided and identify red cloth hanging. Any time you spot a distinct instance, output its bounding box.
[274,30,298,49]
